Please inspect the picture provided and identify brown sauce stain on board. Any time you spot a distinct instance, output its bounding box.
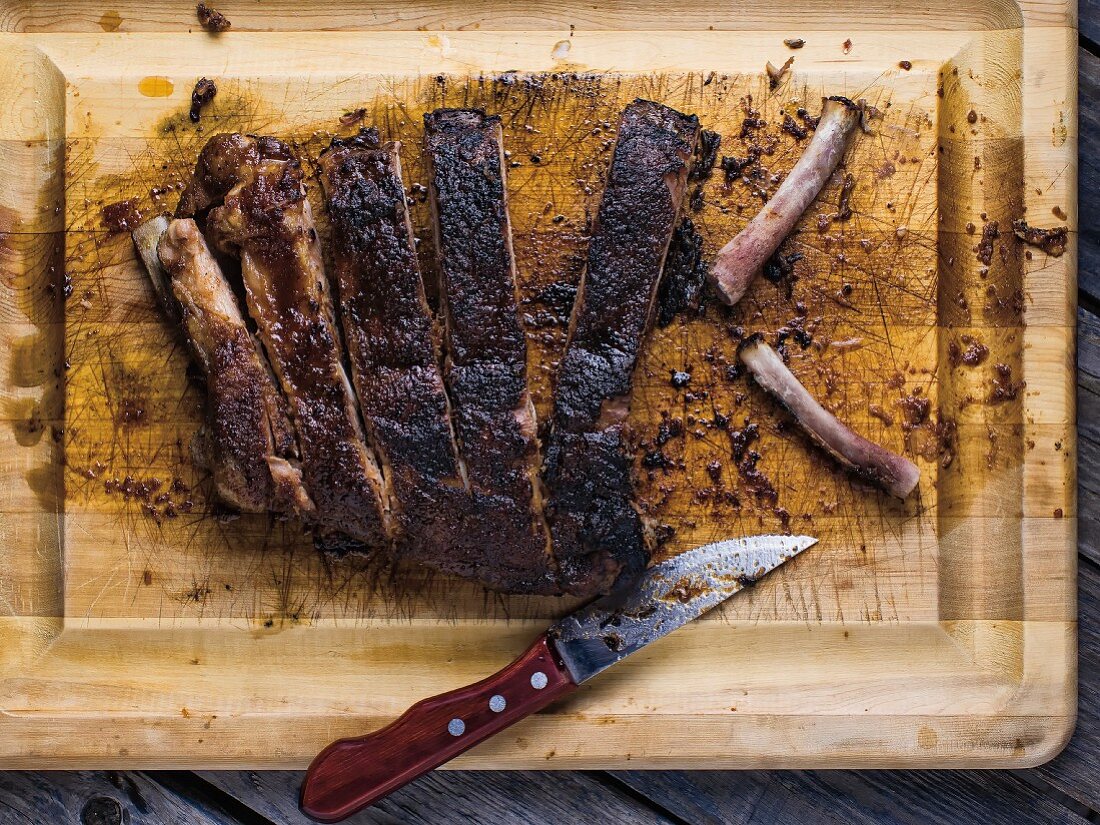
[1,187,66,512]
[60,68,1022,622]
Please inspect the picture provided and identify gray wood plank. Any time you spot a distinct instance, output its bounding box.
[0,771,244,825]
[1080,307,1100,565]
[198,770,673,825]
[1083,0,1099,47]
[1081,47,1100,302]
[607,769,1090,825]
[1033,556,1100,811]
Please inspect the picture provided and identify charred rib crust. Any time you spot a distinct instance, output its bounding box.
[424,108,557,593]
[201,134,390,547]
[320,132,476,570]
[547,99,700,595]
[156,218,309,514]
[424,110,531,488]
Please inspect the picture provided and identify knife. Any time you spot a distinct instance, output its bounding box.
[300,534,816,822]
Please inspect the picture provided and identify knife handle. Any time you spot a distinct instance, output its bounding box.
[299,634,576,823]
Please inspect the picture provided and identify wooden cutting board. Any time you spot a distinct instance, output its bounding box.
[0,0,1077,768]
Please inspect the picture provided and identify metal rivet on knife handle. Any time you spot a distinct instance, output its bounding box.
[447,718,465,736]
[531,672,548,689]
[489,695,506,712]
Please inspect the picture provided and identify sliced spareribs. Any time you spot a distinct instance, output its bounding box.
[149,216,311,514]
[423,108,558,593]
[545,99,700,595]
[319,128,493,579]
[184,133,391,547]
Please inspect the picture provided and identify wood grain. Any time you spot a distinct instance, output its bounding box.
[0,0,1070,34]
[203,770,675,825]
[608,769,1092,824]
[0,771,244,825]
[1080,308,1100,566]
[0,2,1077,770]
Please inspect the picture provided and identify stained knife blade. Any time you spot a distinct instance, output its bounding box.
[552,534,817,683]
[300,534,816,823]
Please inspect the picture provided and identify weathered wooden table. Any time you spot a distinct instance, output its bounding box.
[1,10,1096,825]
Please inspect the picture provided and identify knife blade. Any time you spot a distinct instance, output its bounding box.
[300,534,816,823]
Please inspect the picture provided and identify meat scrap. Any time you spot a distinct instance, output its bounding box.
[766,57,795,90]
[709,96,862,306]
[153,217,311,514]
[196,2,231,32]
[655,216,707,327]
[739,336,920,499]
[183,133,392,547]
[189,77,217,123]
[690,129,722,180]
[1011,219,1068,257]
[424,108,558,594]
[545,99,700,595]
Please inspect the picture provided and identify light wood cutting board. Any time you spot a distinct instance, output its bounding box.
[0,0,1077,768]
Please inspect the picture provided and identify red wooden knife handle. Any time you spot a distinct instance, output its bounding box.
[300,634,576,822]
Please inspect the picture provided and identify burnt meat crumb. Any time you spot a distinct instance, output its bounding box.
[899,60,912,70]
[1011,219,1068,257]
[797,107,819,129]
[670,370,692,388]
[975,221,998,266]
[101,199,143,235]
[655,417,684,446]
[720,149,759,181]
[689,185,705,212]
[989,363,1024,403]
[762,250,803,299]
[656,217,707,327]
[899,394,931,428]
[189,77,217,123]
[739,106,767,139]
[738,449,778,504]
[784,38,806,48]
[780,113,809,140]
[690,129,722,180]
[196,3,231,32]
[948,335,989,367]
[642,449,674,471]
[776,310,814,350]
[729,420,760,461]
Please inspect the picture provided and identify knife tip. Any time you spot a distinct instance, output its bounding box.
[792,535,819,554]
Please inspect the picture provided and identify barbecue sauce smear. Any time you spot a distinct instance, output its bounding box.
[58,65,1027,622]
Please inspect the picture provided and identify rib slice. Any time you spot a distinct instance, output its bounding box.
[545,99,700,595]
[153,217,312,514]
[318,129,488,578]
[188,133,391,547]
[423,108,558,594]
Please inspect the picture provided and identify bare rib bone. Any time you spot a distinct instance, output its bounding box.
[739,336,920,499]
[708,96,862,306]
